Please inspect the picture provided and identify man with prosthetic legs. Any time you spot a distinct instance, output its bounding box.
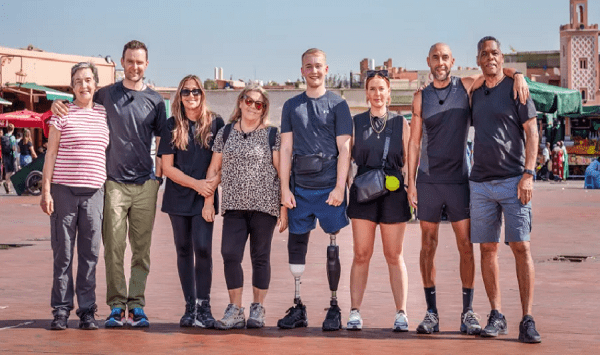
[278,48,352,331]
[408,42,529,335]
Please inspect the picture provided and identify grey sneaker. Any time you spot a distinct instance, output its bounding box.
[346,309,362,330]
[214,304,245,330]
[416,311,439,334]
[246,303,266,329]
[480,310,508,337]
[393,311,409,332]
[460,310,482,335]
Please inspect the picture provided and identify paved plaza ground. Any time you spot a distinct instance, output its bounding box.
[0,181,598,354]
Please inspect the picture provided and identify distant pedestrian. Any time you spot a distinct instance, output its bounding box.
[158,75,223,328]
[552,144,563,181]
[41,62,109,330]
[19,128,37,168]
[559,141,569,180]
[1,123,17,193]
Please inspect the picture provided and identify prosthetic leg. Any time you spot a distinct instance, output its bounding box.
[323,232,342,331]
[277,232,310,329]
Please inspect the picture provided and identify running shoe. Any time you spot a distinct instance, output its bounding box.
[460,310,481,335]
[393,311,409,332]
[480,310,507,337]
[518,315,541,343]
[77,304,98,330]
[322,304,342,331]
[180,301,196,328]
[247,303,266,329]
[105,307,125,328]
[346,309,362,330]
[214,304,245,330]
[128,308,150,328]
[50,309,69,330]
[277,303,308,329]
[416,311,439,334]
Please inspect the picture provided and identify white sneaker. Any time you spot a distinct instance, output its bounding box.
[346,309,362,330]
[393,311,409,332]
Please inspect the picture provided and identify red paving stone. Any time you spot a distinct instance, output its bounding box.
[0,181,599,354]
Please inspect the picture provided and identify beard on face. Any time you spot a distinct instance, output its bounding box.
[432,66,450,82]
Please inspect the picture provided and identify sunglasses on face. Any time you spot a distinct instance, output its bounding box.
[244,96,266,110]
[366,69,389,78]
[181,88,202,97]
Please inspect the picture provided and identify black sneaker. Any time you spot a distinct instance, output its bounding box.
[416,311,439,334]
[196,299,215,328]
[518,315,541,343]
[277,303,308,329]
[322,304,341,331]
[480,310,508,337]
[180,301,196,328]
[50,309,69,330]
[77,304,98,330]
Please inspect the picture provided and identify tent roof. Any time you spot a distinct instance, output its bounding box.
[527,77,582,115]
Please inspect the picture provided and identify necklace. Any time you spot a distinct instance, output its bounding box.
[239,120,261,139]
[369,110,388,139]
[433,81,452,105]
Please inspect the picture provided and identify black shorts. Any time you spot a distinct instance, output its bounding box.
[416,182,469,223]
[2,155,15,173]
[347,184,411,224]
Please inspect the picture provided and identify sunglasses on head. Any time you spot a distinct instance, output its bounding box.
[244,96,266,110]
[181,88,202,97]
[366,69,389,78]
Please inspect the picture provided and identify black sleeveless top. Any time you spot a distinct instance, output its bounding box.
[352,111,405,180]
[419,76,470,184]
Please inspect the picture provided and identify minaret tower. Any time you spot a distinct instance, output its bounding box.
[560,0,599,103]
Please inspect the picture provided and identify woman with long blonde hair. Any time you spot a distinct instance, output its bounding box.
[157,74,224,328]
[19,128,38,168]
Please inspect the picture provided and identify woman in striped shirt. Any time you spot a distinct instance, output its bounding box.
[40,62,109,331]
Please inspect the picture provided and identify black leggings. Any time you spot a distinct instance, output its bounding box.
[169,214,213,301]
[221,210,277,290]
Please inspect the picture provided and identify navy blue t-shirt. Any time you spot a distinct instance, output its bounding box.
[157,115,224,216]
[94,81,167,184]
[281,91,352,189]
[470,77,537,182]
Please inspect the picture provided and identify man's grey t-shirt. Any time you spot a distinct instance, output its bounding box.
[95,81,167,184]
[419,76,471,184]
[281,91,352,189]
[470,77,537,182]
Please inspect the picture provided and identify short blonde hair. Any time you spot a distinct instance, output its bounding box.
[301,48,327,64]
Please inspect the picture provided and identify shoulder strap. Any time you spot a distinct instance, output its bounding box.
[268,126,277,149]
[380,115,396,168]
[222,123,233,145]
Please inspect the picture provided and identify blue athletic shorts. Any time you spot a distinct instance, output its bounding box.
[288,186,349,235]
[470,175,532,244]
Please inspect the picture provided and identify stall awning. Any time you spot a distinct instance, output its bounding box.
[0,97,12,106]
[527,77,582,115]
[563,105,600,118]
[0,110,44,129]
[5,82,73,101]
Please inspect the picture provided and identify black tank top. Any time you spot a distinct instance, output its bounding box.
[418,76,470,183]
[352,111,405,180]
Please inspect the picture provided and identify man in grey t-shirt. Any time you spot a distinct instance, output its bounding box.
[470,36,541,343]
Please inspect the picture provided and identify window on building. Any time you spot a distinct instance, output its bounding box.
[580,58,588,69]
[581,89,587,101]
[563,45,565,57]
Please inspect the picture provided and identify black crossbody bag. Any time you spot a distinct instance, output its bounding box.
[353,123,393,203]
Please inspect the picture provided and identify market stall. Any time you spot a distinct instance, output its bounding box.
[563,106,600,177]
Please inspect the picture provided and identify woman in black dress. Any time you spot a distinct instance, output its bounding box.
[346,70,411,331]
[158,74,224,328]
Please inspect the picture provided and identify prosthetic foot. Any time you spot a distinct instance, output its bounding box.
[277,264,308,329]
[323,233,342,331]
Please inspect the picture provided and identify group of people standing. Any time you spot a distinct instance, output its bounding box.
[40,37,541,344]
[1,124,37,194]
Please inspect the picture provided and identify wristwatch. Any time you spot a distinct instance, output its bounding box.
[523,169,535,176]
[156,176,164,185]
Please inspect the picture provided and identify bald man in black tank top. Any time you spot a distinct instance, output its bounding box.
[407,43,529,335]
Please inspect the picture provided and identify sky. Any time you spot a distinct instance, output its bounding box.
[1,0,599,87]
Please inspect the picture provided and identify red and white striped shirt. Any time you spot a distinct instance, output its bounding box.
[50,103,109,189]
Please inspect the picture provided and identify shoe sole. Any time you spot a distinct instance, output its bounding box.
[277,320,308,329]
[346,324,362,331]
[194,319,215,328]
[416,324,439,334]
[322,322,342,331]
[460,324,482,335]
[104,320,124,328]
[518,334,542,343]
[50,325,67,330]
[246,319,265,329]
[393,326,409,332]
[480,329,508,337]
[214,321,245,330]
[129,320,149,327]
